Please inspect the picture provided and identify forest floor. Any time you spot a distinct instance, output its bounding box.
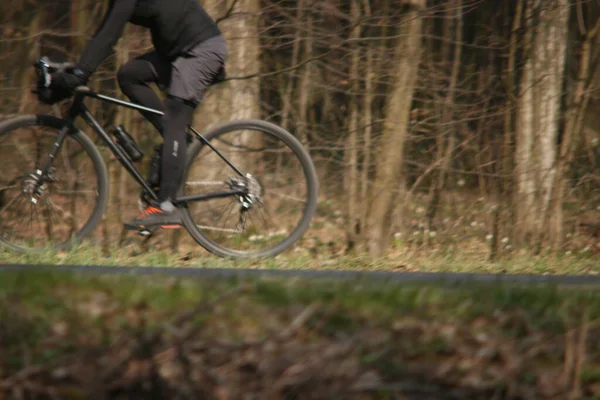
[6,186,598,274]
[1,237,599,276]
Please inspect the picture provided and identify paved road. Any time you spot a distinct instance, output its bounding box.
[2,263,600,286]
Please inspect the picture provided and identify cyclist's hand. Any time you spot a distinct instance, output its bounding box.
[48,69,86,102]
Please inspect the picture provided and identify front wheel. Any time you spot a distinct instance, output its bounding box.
[182,119,318,258]
[0,115,108,253]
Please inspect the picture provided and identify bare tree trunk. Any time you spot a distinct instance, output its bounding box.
[363,0,424,257]
[18,11,43,114]
[360,0,389,228]
[280,0,304,131]
[344,0,361,250]
[297,1,313,145]
[194,0,234,132]
[70,0,91,50]
[360,45,374,227]
[516,0,568,249]
[227,0,261,122]
[359,0,377,230]
[193,0,260,175]
[474,73,492,198]
[426,0,462,230]
[533,0,568,250]
[502,0,523,250]
[548,4,600,247]
[515,0,539,246]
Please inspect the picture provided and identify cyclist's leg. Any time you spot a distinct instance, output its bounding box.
[118,52,172,206]
[124,37,227,229]
[117,52,171,135]
[158,96,195,206]
[159,35,228,205]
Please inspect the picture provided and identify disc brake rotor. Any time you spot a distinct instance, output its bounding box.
[21,168,57,204]
[229,174,263,207]
[226,173,264,233]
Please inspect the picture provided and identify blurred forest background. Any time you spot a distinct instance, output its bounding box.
[1,0,599,260]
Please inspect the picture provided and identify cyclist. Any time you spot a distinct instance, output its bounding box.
[48,0,228,230]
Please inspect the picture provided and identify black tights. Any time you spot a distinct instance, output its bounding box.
[159,97,194,202]
[117,60,195,203]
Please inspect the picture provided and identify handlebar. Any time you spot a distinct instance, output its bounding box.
[33,57,90,103]
[33,57,77,89]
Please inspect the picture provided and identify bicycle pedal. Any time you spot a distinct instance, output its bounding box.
[138,228,153,237]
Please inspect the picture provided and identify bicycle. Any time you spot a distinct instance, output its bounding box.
[0,57,318,258]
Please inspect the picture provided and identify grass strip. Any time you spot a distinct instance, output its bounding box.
[1,269,600,398]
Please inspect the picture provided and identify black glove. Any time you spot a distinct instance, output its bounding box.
[47,69,86,103]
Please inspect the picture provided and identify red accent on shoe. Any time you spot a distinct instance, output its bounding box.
[160,225,181,229]
[138,206,162,219]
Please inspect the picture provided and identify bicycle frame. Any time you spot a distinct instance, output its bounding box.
[40,88,247,206]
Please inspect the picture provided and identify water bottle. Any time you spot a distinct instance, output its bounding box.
[112,125,143,162]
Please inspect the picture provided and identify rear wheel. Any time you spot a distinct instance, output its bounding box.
[0,115,108,253]
[181,120,318,258]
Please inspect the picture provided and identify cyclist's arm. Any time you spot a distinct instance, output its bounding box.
[77,0,136,80]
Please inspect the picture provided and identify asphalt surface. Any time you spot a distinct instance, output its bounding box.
[2,263,600,286]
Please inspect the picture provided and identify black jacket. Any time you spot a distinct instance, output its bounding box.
[78,0,221,79]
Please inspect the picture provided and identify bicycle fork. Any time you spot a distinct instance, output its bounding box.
[26,122,74,205]
[27,99,82,204]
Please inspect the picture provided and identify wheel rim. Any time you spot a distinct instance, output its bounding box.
[183,125,316,256]
[0,122,102,252]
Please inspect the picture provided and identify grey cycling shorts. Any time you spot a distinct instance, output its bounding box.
[137,35,228,105]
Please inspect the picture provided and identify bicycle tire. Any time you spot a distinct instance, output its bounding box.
[0,114,109,253]
[181,119,318,259]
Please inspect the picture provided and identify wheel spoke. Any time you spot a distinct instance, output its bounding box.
[195,225,242,234]
[13,137,35,166]
[214,201,238,234]
[185,181,225,187]
[0,194,25,239]
[43,198,57,241]
[55,190,98,195]
[246,209,266,237]
[31,200,50,243]
[0,191,23,216]
[256,204,275,233]
[28,202,34,244]
[267,190,307,203]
